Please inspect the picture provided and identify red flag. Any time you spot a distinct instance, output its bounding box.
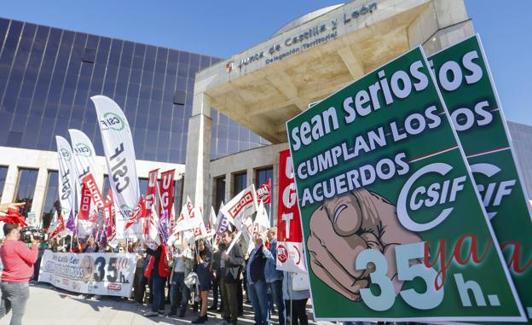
[81,173,104,210]
[0,207,27,227]
[50,214,65,239]
[257,178,272,204]
[104,189,116,241]
[145,169,159,209]
[276,149,306,273]
[77,183,92,221]
[158,169,175,236]
[145,169,159,236]
[124,196,148,230]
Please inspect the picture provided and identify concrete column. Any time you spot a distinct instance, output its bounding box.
[246,168,254,189]
[31,168,49,222]
[0,165,19,204]
[272,156,280,226]
[224,173,231,202]
[183,92,212,214]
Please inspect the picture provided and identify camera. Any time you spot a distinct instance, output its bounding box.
[20,227,44,244]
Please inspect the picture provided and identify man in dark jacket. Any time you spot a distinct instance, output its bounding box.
[210,243,224,311]
[246,232,269,325]
[220,230,243,325]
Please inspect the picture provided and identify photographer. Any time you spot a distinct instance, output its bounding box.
[0,223,39,325]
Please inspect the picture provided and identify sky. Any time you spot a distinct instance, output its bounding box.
[1,0,531,125]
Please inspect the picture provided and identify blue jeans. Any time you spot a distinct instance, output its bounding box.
[170,272,185,313]
[269,280,285,325]
[151,275,165,313]
[0,281,30,325]
[179,283,190,315]
[248,279,268,325]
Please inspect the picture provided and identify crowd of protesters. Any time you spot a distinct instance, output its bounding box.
[133,226,310,325]
[0,202,313,325]
[0,226,308,325]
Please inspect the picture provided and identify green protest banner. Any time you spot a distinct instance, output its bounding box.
[286,47,526,322]
[429,34,531,320]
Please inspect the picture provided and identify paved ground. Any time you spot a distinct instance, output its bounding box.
[0,283,321,325]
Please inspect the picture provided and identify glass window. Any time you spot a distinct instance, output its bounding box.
[255,167,273,187]
[232,171,247,197]
[0,166,8,201]
[42,171,60,229]
[213,176,225,212]
[15,168,39,217]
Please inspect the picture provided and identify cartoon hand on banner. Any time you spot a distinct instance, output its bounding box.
[307,189,421,301]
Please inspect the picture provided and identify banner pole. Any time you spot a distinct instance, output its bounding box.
[289,272,293,325]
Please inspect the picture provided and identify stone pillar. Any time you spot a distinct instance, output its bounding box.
[224,173,232,202]
[408,0,474,55]
[183,92,212,214]
[272,155,280,226]
[31,168,49,222]
[246,168,254,189]
[0,165,19,204]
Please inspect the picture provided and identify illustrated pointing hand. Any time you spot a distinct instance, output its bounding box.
[307,189,421,301]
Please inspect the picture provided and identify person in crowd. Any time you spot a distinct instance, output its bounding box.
[83,237,99,253]
[283,271,310,325]
[133,247,147,304]
[264,227,285,325]
[209,242,224,311]
[246,231,269,325]
[0,223,39,325]
[143,244,171,317]
[179,241,195,317]
[192,239,212,323]
[168,242,186,316]
[32,237,47,283]
[219,229,244,325]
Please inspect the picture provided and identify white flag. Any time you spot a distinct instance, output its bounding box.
[174,205,202,233]
[55,136,77,233]
[68,129,99,185]
[91,95,140,240]
[220,184,258,225]
[254,200,270,232]
[208,206,217,231]
[146,204,161,246]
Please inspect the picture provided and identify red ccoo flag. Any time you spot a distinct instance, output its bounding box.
[124,196,148,230]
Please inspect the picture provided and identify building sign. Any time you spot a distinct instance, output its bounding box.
[286,47,525,321]
[232,2,377,71]
[429,34,532,320]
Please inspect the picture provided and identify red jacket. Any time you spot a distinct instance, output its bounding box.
[0,240,39,282]
[144,245,171,278]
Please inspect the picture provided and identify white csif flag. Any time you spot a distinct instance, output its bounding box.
[91,95,140,240]
[55,136,77,233]
[68,129,100,184]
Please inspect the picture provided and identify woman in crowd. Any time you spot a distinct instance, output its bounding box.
[83,237,99,253]
[283,271,310,325]
[192,238,212,323]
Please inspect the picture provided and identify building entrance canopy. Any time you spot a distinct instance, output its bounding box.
[185,0,473,210]
[196,0,472,143]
